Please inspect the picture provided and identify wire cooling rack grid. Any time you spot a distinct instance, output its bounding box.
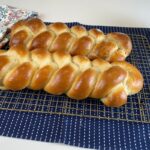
[0,24,150,123]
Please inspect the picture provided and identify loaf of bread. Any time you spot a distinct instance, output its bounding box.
[0,45,143,107]
[9,18,132,62]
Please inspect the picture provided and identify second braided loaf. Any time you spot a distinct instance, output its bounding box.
[9,18,132,62]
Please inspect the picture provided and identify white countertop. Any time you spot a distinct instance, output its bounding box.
[0,0,150,150]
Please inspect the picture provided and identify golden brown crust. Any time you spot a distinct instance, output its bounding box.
[90,66,127,98]
[0,56,11,84]
[70,36,94,56]
[50,32,74,52]
[3,62,34,90]
[109,50,126,62]
[8,45,29,61]
[102,85,127,107]
[29,65,55,90]
[10,30,31,47]
[67,69,97,99]
[89,28,104,42]
[0,56,18,90]
[107,32,132,56]
[25,18,47,34]
[71,25,87,37]
[29,31,55,50]
[47,22,69,34]
[89,41,117,60]
[10,20,27,37]
[0,47,143,107]
[9,19,132,62]
[45,64,77,94]
[31,47,50,59]
[92,58,111,72]
[112,61,144,94]
[0,56,9,72]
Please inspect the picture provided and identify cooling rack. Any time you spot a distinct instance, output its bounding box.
[0,23,150,123]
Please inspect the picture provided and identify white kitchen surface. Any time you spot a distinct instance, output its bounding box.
[0,0,149,150]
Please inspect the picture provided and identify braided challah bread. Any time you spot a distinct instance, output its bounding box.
[0,45,143,107]
[9,18,132,62]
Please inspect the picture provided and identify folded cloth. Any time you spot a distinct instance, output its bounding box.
[0,5,38,48]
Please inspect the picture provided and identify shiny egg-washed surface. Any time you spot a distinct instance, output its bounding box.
[9,18,132,62]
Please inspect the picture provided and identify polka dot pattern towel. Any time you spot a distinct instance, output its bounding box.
[0,5,38,48]
[0,110,150,149]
